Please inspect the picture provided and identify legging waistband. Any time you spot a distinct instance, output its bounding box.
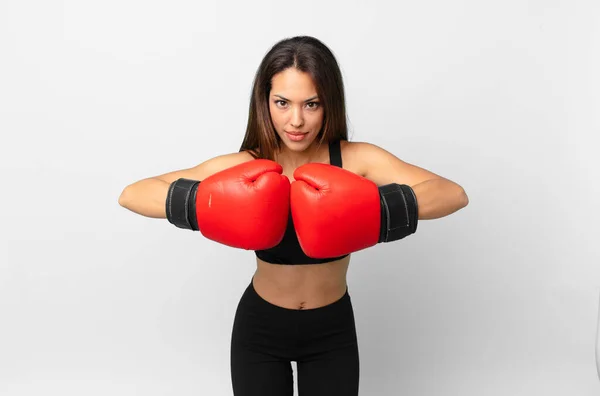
[241,276,351,318]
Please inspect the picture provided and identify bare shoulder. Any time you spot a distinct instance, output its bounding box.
[342,140,387,156]
[339,140,369,177]
[339,141,387,177]
[152,150,256,184]
[342,141,443,186]
[203,150,257,173]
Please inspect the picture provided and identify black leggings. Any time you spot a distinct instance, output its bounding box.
[230,277,360,395]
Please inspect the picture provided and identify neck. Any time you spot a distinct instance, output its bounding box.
[276,140,326,168]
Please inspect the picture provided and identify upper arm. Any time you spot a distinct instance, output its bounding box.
[355,142,444,187]
[149,151,255,184]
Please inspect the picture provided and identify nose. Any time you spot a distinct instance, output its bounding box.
[290,106,304,128]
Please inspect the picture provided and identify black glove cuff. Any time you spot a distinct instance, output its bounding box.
[165,178,201,231]
[378,183,419,243]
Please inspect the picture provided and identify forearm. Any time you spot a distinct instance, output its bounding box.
[118,178,171,219]
[411,178,468,220]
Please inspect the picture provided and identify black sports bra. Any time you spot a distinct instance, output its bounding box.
[254,140,349,265]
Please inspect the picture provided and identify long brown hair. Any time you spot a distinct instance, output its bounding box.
[239,36,348,160]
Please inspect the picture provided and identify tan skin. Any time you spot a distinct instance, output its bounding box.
[119,68,469,310]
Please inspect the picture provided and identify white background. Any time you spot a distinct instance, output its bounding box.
[1,0,599,395]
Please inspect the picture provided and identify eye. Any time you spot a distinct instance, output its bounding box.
[306,102,320,109]
[275,100,288,108]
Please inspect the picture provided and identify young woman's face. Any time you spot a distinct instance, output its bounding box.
[269,68,324,152]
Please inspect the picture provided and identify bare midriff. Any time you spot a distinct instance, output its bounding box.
[253,255,351,310]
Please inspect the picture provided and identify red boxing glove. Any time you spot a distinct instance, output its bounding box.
[291,163,418,258]
[291,164,380,258]
[166,160,290,250]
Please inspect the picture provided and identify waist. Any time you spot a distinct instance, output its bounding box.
[253,255,351,310]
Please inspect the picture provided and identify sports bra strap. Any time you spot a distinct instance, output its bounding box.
[329,140,342,168]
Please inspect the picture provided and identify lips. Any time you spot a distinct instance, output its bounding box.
[285,131,308,141]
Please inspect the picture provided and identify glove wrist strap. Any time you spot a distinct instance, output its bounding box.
[166,178,201,231]
[378,183,419,243]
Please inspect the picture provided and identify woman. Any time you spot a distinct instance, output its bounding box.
[119,36,468,395]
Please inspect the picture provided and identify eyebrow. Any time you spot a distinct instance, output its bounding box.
[273,94,319,102]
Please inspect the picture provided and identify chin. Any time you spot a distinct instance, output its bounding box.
[284,142,311,152]
[286,141,317,153]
